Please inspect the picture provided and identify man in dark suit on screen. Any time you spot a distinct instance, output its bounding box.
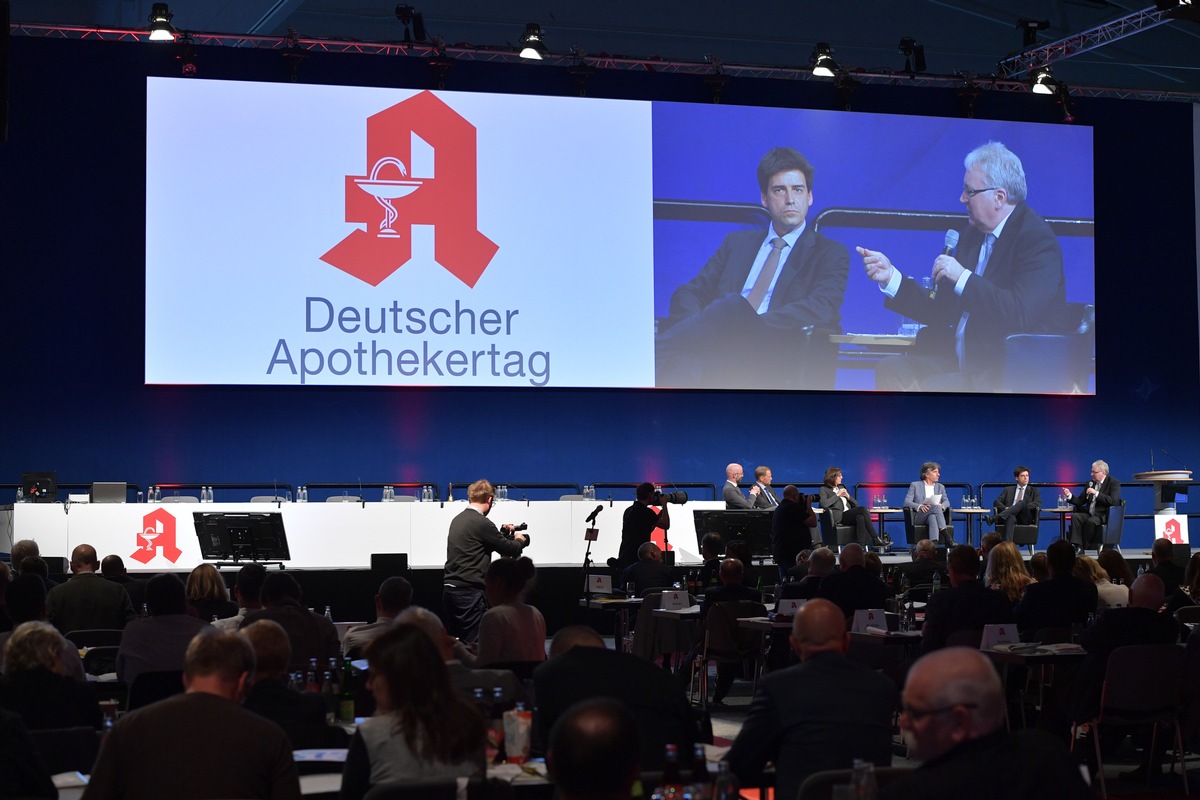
[656,147,849,389]
[988,465,1041,542]
[859,141,1067,392]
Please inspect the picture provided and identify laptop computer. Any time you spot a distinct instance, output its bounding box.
[91,482,127,503]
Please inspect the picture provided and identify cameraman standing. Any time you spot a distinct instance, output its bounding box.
[616,482,671,572]
[443,479,529,643]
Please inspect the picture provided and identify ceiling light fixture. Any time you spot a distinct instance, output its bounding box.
[1031,67,1056,95]
[519,23,548,60]
[810,43,838,78]
[147,3,176,42]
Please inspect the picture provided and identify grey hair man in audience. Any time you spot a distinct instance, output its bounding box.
[780,546,836,600]
[548,698,642,800]
[882,647,1088,800]
[83,629,301,800]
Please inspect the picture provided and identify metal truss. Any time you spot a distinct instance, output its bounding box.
[996,6,1173,78]
[12,21,1200,104]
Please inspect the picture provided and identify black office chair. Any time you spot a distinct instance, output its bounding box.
[1011,507,1041,557]
[1001,303,1095,394]
[902,506,954,550]
[817,509,857,549]
[126,669,184,711]
[1099,499,1126,552]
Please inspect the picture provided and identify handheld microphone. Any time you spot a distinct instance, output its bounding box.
[585,504,604,524]
[929,229,960,298]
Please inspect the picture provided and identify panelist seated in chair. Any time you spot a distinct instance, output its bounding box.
[654,147,849,390]
[1063,459,1120,551]
[819,466,889,548]
[987,465,1040,542]
[904,463,953,545]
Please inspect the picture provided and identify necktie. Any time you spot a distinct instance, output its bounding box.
[1016,486,1024,503]
[747,238,786,311]
[956,233,997,368]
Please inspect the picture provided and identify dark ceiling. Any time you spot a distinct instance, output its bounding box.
[11,0,1200,97]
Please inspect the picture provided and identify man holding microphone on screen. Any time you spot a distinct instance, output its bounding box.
[857,141,1067,392]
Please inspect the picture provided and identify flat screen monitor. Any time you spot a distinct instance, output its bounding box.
[193,512,291,563]
[21,471,57,503]
[693,509,773,559]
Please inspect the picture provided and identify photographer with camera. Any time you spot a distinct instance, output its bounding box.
[615,483,681,572]
[443,479,529,643]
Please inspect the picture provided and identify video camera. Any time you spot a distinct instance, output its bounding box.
[502,522,530,545]
[654,489,688,505]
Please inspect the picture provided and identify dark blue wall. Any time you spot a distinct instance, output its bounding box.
[2,37,1197,548]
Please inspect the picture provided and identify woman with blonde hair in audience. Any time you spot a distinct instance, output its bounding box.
[186,563,238,621]
[1073,555,1128,610]
[340,623,485,799]
[0,621,102,730]
[984,541,1033,605]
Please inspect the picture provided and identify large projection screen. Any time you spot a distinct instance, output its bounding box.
[146,78,1094,394]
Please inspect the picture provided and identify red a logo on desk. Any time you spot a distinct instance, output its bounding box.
[132,508,183,564]
[320,91,499,287]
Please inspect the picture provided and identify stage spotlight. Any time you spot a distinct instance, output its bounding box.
[1156,0,1200,20]
[395,5,427,43]
[898,37,926,73]
[519,23,548,60]
[810,42,838,78]
[148,3,176,42]
[1031,67,1056,95]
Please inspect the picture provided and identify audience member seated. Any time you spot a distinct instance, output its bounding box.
[533,626,694,770]
[882,648,1089,800]
[785,549,812,582]
[1073,574,1178,724]
[1096,549,1134,587]
[977,532,1002,565]
[47,544,136,634]
[240,572,340,668]
[1164,551,1200,616]
[0,707,57,799]
[342,576,413,658]
[547,698,641,800]
[697,533,724,589]
[983,541,1033,606]
[1,574,85,678]
[728,599,897,800]
[1147,537,1185,597]
[1014,540,1097,637]
[397,606,521,706]
[815,543,890,618]
[697,558,763,705]
[83,629,300,800]
[458,557,546,667]
[895,539,949,590]
[1073,555,1128,610]
[101,555,148,612]
[0,621,102,730]
[117,573,210,686]
[920,546,1013,654]
[620,543,674,596]
[11,541,56,589]
[340,624,486,799]
[241,619,345,749]
[18,558,52,589]
[863,552,895,598]
[723,540,754,572]
[185,563,239,621]
[780,547,835,600]
[1027,552,1050,583]
[213,562,268,631]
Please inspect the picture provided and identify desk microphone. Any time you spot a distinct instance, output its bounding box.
[585,504,604,524]
[929,229,960,299]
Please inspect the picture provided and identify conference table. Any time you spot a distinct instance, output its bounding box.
[0,499,726,572]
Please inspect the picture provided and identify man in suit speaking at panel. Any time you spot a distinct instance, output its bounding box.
[987,465,1041,542]
[655,147,849,389]
[858,141,1066,392]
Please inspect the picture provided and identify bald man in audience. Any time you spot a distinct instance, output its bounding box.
[883,648,1088,800]
[46,544,135,634]
[728,598,897,800]
[548,698,642,800]
[534,625,694,769]
[620,542,674,595]
[84,629,301,800]
[815,543,890,617]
